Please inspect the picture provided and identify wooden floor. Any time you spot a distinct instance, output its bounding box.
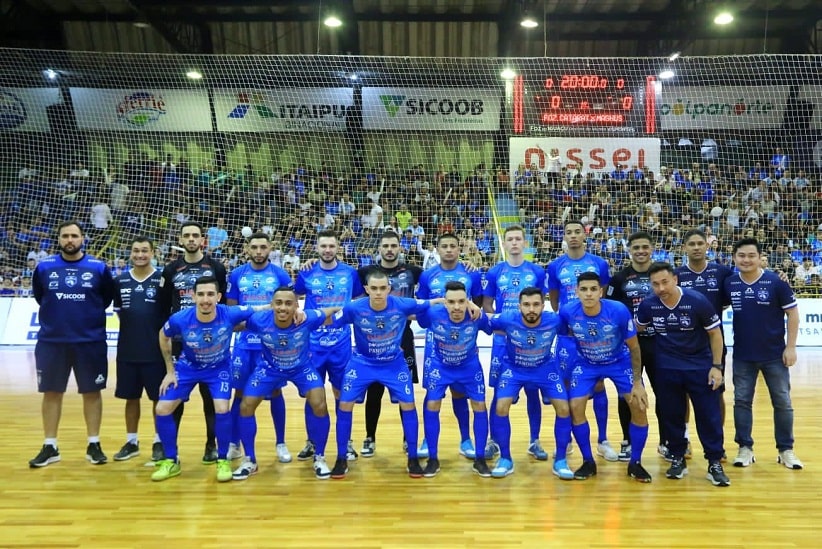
[1,347,820,548]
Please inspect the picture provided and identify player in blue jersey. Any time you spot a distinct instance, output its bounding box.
[724,238,803,470]
[225,232,293,464]
[29,220,115,468]
[112,236,168,464]
[417,281,491,477]
[294,230,364,463]
[231,287,340,481]
[151,276,256,482]
[485,287,572,479]
[416,233,484,460]
[482,225,548,461]
[559,273,652,483]
[326,270,451,479]
[547,220,617,462]
[636,263,729,486]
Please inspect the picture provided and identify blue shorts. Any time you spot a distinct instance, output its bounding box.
[569,358,636,400]
[425,357,486,402]
[488,335,508,389]
[340,355,415,404]
[161,364,232,402]
[243,362,324,398]
[555,335,579,384]
[35,340,108,394]
[495,363,566,403]
[312,344,352,390]
[115,359,165,401]
[230,347,262,390]
[421,331,435,386]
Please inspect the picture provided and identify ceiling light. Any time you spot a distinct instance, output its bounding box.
[520,16,538,28]
[133,21,150,29]
[324,16,342,28]
[668,51,681,61]
[659,69,675,80]
[714,12,734,25]
[186,70,203,80]
[44,69,58,80]
[500,68,517,79]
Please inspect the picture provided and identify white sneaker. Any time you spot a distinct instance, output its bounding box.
[313,455,331,479]
[596,440,619,462]
[276,443,292,463]
[227,443,243,461]
[733,446,756,467]
[232,459,258,480]
[777,449,804,470]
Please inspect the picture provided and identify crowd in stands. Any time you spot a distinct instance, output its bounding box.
[1,146,821,297]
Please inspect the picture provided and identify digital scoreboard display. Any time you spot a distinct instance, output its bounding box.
[535,74,636,126]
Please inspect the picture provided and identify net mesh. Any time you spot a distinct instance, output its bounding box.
[0,50,820,294]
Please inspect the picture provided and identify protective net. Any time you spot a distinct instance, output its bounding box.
[1,50,820,293]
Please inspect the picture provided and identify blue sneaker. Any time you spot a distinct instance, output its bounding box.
[485,440,500,459]
[459,439,476,459]
[491,458,515,478]
[527,440,548,461]
[552,459,574,480]
[417,438,429,459]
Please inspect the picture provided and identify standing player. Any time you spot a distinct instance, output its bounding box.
[636,263,729,486]
[547,220,616,461]
[606,231,665,461]
[485,287,572,479]
[416,281,490,477]
[482,225,547,460]
[416,233,483,459]
[356,231,423,457]
[724,238,803,470]
[225,232,292,463]
[29,220,114,468]
[232,287,338,481]
[112,236,167,464]
[151,276,255,482]
[159,221,227,464]
[559,273,652,483]
[294,230,364,462]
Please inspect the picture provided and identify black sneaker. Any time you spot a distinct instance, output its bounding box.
[423,458,441,478]
[330,458,348,479]
[665,457,688,479]
[29,445,61,468]
[628,461,652,483]
[151,442,165,462]
[574,460,598,480]
[407,457,424,478]
[617,440,631,462]
[706,461,731,487]
[201,443,218,464]
[86,442,108,465]
[297,440,315,461]
[113,441,140,461]
[472,458,492,478]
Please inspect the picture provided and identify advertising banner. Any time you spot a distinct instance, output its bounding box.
[70,88,212,131]
[363,87,501,131]
[658,86,789,130]
[509,137,661,176]
[0,298,119,346]
[214,88,353,132]
[0,88,61,132]
[798,85,822,131]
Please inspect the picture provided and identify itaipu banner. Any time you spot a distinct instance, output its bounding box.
[213,88,353,132]
[363,87,501,131]
[70,88,212,131]
[657,86,789,130]
[0,88,61,132]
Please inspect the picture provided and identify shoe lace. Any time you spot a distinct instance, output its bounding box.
[709,462,724,475]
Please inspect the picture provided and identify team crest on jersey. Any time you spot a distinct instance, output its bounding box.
[146,287,157,298]
[757,289,769,301]
[574,267,582,278]
[376,319,385,330]
[325,279,334,290]
[587,324,598,336]
[278,336,289,347]
[252,278,261,289]
[449,329,460,341]
[679,315,692,328]
[203,332,213,343]
[708,278,717,288]
[511,275,521,287]
[65,275,77,287]
[81,272,94,281]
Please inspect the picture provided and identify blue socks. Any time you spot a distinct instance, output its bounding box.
[156,414,178,461]
[629,422,649,464]
[423,409,441,460]
[525,387,542,442]
[473,409,489,459]
[307,410,330,456]
[336,409,353,460]
[452,395,471,442]
[400,409,419,459]
[239,414,258,462]
[489,394,500,442]
[571,421,594,462]
[553,416,572,461]
[230,397,242,446]
[215,411,231,460]
[498,415,512,460]
[593,389,609,443]
[270,393,286,445]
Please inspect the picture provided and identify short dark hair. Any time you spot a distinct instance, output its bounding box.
[57,220,84,237]
[576,272,600,285]
[272,285,296,298]
[380,231,401,244]
[444,281,467,293]
[628,231,653,245]
[648,262,675,277]
[248,232,270,242]
[180,221,204,236]
[194,275,220,292]
[365,268,389,284]
[733,237,761,254]
[564,219,584,230]
[519,286,544,301]
[317,229,337,241]
[131,236,155,250]
[682,229,707,243]
[437,233,459,246]
[504,224,525,238]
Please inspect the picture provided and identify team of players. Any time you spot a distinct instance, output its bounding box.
[27,219,804,486]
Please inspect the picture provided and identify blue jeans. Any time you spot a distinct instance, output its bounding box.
[732,359,794,451]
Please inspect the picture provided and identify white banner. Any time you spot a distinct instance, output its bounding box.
[0,298,119,346]
[658,86,789,130]
[214,88,352,132]
[70,88,212,131]
[798,86,822,131]
[363,87,501,131]
[509,137,661,176]
[0,88,61,132]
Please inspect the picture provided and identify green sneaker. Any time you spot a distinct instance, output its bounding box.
[216,459,232,482]
[151,459,181,482]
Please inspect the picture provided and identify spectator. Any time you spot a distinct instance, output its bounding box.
[206,217,229,258]
[770,147,789,177]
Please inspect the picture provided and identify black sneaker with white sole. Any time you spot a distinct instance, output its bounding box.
[29,445,61,468]
[86,442,108,465]
[297,440,315,461]
[330,458,349,479]
[706,461,731,487]
[113,441,140,461]
[423,458,441,478]
[472,458,492,478]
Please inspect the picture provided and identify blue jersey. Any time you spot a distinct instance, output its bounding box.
[558,299,634,365]
[247,309,327,370]
[417,264,482,300]
[295,261,363,349]
[724,270,797,362]
[416,305,490,366]
[675,262,733,314]
[487,311,559,369]
[32,253,114,343]
[163,305,254,370]
[546,253,610,309]
[113,269,166,362]
[225,262,292,350]
[332,296,429,363]
[636,288,721,370]
[482,261,545,313]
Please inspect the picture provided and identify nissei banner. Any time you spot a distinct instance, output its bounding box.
[658,86,789,130]
[70,88,212,131]
[363,87,501,131]
[798,86,822,131]
[0,88,61,132]
[509,137,661,177]
[214,88,352,132]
